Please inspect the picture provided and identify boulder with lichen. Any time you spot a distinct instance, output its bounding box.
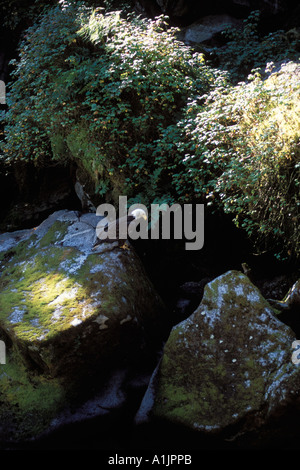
[0,209,166,442]
[136,271,300,443]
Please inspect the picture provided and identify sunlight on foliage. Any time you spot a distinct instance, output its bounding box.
[0,3,218,205]
[163,62,300,258]
[0,3,299,260]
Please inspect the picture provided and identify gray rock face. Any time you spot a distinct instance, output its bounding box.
[179,14,243,45]
[0,210,166,377]
[0,210,166,441]
[137,271,300,440]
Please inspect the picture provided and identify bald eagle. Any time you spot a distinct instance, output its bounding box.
[92,208,147,250]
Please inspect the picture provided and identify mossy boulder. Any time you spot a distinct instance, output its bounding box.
[142,271,300,439]
[0,210,166,442]
[0,343,65,443]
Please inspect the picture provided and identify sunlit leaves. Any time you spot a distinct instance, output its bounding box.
[1,3,299,260]
[1,4,216,205]
[160,62,300,258]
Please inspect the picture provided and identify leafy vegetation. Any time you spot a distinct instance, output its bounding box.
[0,3,299,259]
[212,10,300,83]
[1,3,219,202]
[158,63,300,258]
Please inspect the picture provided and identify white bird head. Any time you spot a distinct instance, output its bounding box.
[130,208,148,221]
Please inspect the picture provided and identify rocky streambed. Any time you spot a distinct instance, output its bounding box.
[0,209,299,450]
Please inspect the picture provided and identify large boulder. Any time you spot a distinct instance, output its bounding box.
[0,210,166,442]
[136,271,300,443]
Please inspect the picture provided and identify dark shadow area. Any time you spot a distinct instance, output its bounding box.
[131,209,298,327]
[0,160,81,232]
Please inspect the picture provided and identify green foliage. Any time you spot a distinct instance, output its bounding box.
[1,3,299,259]
[155,63,300,258]
[1,3,218,205]
[213,10,300,82]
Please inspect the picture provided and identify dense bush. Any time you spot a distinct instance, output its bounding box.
[155,63,300,258]
[1,3,219,203]
[1,3,299,259]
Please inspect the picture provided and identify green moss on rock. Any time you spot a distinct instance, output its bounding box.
[0,210,166,442]
[0,347,65,441]
[152,270,299,434]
